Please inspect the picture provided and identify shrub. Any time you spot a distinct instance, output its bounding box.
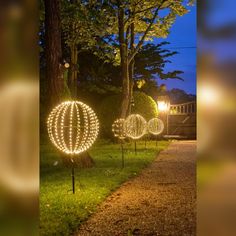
[132,91,158,121]
[99,91,158,138]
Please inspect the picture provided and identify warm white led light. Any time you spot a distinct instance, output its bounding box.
[148,118,164,135]
[47,101,99,154]
[125,114,147,140]
[157,101,169,112]
[112,118,126,140]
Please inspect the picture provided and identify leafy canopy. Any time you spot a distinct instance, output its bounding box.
[134,42,184,82]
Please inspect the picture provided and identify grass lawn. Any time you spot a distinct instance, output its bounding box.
[40,139,169,235]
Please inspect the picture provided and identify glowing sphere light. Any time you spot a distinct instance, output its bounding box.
[112,118,126,140]
[125,114,147,140]
[47,101,99,155]
[148,118,164,135]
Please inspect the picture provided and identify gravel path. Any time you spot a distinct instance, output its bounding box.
[77,141,196,236]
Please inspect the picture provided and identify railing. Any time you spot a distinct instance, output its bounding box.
[169,101,196,115]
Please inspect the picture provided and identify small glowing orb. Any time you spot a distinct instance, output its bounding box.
[47,101,99,154]
[125,114,147,140]
[148,118,164,135]
[112,118,126,139]
[64,62,70,68]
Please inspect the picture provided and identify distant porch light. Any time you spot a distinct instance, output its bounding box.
[157,95,170,112]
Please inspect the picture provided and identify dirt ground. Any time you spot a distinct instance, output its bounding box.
[76,140,196,236]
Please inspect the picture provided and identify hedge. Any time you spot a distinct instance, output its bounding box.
[99,91,158,138]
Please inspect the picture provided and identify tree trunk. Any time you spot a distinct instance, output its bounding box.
[128,70,134,114]
[44,0,63,107]
[118,3,129,118]
[128,18,135,115]
[120,49,129,118]
[68,44,78,98]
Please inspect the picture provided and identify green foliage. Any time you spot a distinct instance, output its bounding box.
[40,70,71,109]
[61,0,116,59]
[99,92,158,137]
[61,70,71,99]
[98,94,122,137]
[77,51,122,89]
[138,79,160,101]
[134,42,184,81]
[132,91,158,119]
[167,88,196,104]
[112,0,193,62]
[40,140,170,235]
[60,0,194,66]
[75,41,186,103]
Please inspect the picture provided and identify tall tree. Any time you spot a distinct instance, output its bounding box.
[61,0,115,98]
[58,0,194,116]
[76,41,183,97]
[44,0,64,106]
[117,0,130,118]
[114,0,194,117]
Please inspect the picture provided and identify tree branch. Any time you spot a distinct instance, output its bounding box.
[132,0,144,8]
[125,25,131,46]
[128,0,167,64]
[124,4,158,26]
[135,4,161,15]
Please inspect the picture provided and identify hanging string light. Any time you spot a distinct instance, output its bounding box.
[47,101,99,155]
[125,114,147,140]
[148,118,164,135]
[112,118,126,140]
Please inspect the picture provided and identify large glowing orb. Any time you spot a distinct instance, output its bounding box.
[47,101,99,154]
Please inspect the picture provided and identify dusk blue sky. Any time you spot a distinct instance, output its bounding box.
[157,5,196,95]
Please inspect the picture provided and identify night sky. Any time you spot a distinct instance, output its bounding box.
[156,5,196,95]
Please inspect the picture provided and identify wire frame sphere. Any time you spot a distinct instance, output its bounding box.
[47,101,99,154]
[148,118,164,135]
[125,114,147,140]
[112,118,126,140]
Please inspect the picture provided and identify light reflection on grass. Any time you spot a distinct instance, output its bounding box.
[40,139,170,235]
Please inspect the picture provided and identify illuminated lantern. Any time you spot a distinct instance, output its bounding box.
[148,118,164,135]
[157,95,170,112]
[112,118,126,140]
[125,114,147,140]
[47,101,99,155]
